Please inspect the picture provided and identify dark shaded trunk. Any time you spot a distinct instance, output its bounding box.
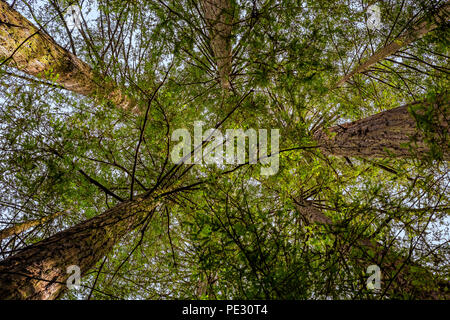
[0,198,158,299]
[313,98,449,160]
[294,199,449,299]
[0,0,136,112]
[200,0,234,89]
[334,1,450,88]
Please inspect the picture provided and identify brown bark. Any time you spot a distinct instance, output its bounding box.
[0,197,158,299]
[334,1,450,88]
[0,210,66,241]
[200,0,234,89]
[0,1,137,112]
[294,199,449,299]
[313,98,449,160]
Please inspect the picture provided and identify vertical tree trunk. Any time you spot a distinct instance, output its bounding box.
[334,1,450,88]
[313,98,449,160]
[0,0,136,112]
[294,199,449,299]
[200,0,234,89]
[0,210,67,241]
[0,197,158,299]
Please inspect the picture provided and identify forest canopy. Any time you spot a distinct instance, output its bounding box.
[0,0,448,300]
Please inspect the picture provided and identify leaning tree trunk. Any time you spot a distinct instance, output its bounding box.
[200,0,234,90]
[0,0,136,112]
[294,199,449,299]
[334,1,450,88]
[313,97,449,160]
[0,197,158,299]
[0,210,66,241]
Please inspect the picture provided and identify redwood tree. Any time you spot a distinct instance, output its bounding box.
[0,0,448,300]
[313,96,449,160]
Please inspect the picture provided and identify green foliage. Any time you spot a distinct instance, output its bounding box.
[0,0,448,300]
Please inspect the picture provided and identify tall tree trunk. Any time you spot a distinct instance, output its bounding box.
[0,0,136,112]
[0,210,66,241]
[200,0,234,90]
[313,97,449,160]
[334,1,450,88]
[293,198,449,299]
[0,197,158,299]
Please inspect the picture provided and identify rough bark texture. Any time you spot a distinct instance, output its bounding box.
[334,1,450,88]
[0,197,158,299]
[294,200,332,225]
[200,0,234,89]
[294,199,449,299]
[313,98,449,160]
[0,0,137,112]
[0,210,66,241]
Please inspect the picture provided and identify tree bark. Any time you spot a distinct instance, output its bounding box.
[0,210,66,241]
[313,98,449,160]
[200,0,234,90]
[0,197,158,299]
[294,198,449,299]
[334,1,450,88]
[0,0,137,112]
